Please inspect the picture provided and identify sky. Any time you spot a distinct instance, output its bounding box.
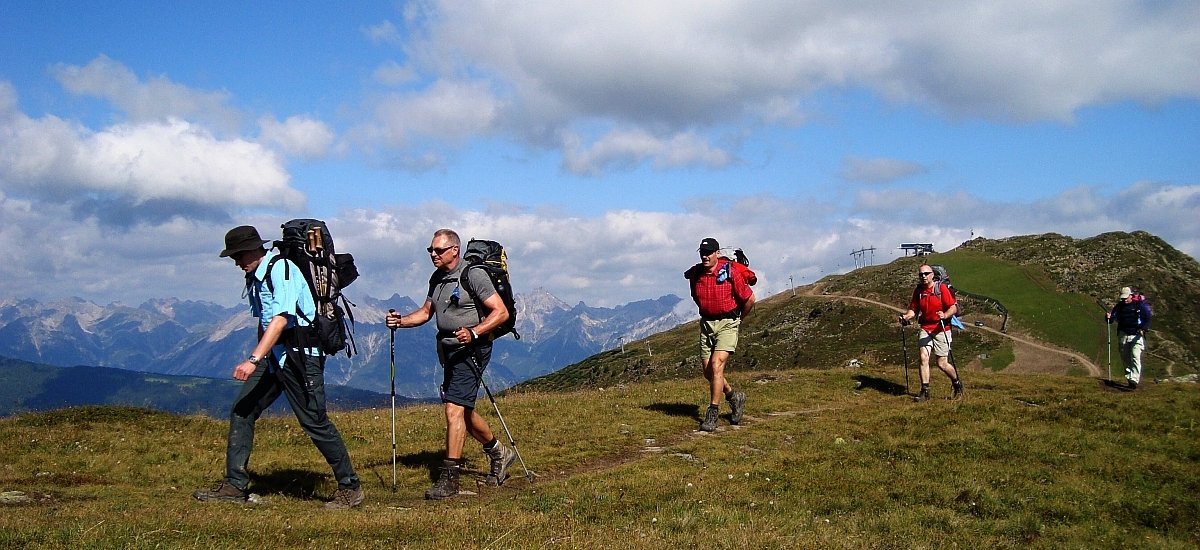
[1,1,1198,309]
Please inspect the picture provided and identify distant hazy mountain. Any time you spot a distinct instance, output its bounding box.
[0,356,404,417]
[0,288,695,399]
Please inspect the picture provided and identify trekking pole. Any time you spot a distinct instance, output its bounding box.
[898,317,910,395]
[1105,317,1112,382]
[388,309,397,492]
[465,344,535,482]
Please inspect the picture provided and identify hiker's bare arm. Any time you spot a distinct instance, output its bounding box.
[456,293,509,342]
[386,299,434,329]
[234,314,289,380]
[740,293,756,320]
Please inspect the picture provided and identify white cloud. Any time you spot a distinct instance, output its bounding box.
[51,55,241,131]
[562,129,734,176]
[358,0,1200,166]
[841,156,928,184]
[258,115,335,159]
[371,60,419,86]
[3,180,1197,307]
[357,79,502,150]
[362,20,404,46]
[0,94,302,212]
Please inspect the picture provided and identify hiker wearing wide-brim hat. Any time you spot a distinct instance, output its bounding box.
[1107,286,1152,390]
[195,224,365,509]
[684,237,755,432]
[218,225,270,258]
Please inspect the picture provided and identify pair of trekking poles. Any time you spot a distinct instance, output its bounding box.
[387,310,534,492]
[898,316,960,396]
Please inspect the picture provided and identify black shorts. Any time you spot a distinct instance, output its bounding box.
[437,340,491,407]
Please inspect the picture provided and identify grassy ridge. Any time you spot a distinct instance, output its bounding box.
[1,369,1196,548]
[936,249,1106,365]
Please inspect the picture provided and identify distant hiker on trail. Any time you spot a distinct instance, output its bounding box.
[1107,286,1152,390]
[385,228,517,500]
[684,237,755,432]
[899,262,965,401]
[194,225,364,510]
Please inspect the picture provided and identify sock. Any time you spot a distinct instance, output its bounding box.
[724,389,735,401]
[708,403,720,410]
[483,438,498,451]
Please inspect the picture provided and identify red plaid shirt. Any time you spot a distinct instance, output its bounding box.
[687,258,754,318]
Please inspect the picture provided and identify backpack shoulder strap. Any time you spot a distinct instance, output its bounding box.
[262,254,287,294]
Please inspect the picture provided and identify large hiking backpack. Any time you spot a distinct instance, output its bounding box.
[926,264,965,329]
[1129,290,1153,315]
[719,248,758,286]
[460,239,520,341]
[265,219,359,356]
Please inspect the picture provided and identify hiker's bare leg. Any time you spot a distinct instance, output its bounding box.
[705,350,733,405]
[444,402,468,459]
[918,345,932,385]
[937,355,959,381]
[465,408,494,445]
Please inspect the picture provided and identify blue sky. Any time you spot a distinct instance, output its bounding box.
[1,1,1198,308]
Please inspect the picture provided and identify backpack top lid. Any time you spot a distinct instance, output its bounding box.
[930,264,950,283]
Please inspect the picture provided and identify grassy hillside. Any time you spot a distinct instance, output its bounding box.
[523,231,1196,392]
[0,368,1196,547]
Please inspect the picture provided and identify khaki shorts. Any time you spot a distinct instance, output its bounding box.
[700,318,741,356]
[918,328,952,357]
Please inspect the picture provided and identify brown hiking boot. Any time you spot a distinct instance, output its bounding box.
[193,481,247,503]
[913,387,931,402]
[323,486,364,510]
[483,442,517,487]
[951,380,966,400]
[425,460,462,500]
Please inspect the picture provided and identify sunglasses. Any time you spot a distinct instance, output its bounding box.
[427,245,458,255]
[919,271,934,276]
[699,249,718,258]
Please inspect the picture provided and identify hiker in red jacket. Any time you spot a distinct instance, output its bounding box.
[685,238,755,432]
[899,262,965,401]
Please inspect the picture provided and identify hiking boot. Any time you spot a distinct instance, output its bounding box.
[1128,380,1138,390]
[699,405,719,432]
[424,460,461,500]
[913,388,930,402]
[727,391,747,425]
[951,380,966,401]
[193,481,247,503]
[323,486,364,510]
[483,442,517,487]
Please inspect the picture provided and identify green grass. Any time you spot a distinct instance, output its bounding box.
[937,250,1107,366]
[2,369,1197,548]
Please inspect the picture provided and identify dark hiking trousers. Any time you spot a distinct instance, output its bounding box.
[224,353,359,490]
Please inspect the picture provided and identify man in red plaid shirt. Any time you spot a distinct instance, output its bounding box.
[684,238,756,432]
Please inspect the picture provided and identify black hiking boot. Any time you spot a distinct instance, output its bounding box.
[913,387,931,402]
[425,460,462,500]
[483,442,517,487]
[323,485,365,510]
[951,380,966,401]
[193,481,247,503]
[1128,379,1138,390]
[699,405,719,432]
[727,391,747,425]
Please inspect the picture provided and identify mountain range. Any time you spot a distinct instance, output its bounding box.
[0,287,696,401]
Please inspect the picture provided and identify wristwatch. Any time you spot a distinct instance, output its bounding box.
[248,355,261,366]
